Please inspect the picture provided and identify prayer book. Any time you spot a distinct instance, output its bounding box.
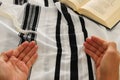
[60,0,120,29]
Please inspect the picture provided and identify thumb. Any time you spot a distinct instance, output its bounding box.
[0,50,14,62]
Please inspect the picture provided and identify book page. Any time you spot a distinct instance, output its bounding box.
[60,0,90,12]
[60,0,90,8]
[82,0,120,19]
[76,0,90,7]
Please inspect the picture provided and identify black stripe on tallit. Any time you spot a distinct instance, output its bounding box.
[79,17,94,80]
[61,4,78,80]
[44,0,49,7]
[54,11,62,80]
[19,3,31,43]
[30,5,40,41]
[27,5,40,80]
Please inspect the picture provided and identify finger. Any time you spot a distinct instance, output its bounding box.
[14,41,29,57]
[26,53,38,69]
[86,38,100,50]
[18,41,36,60]
[91,36,107,50]
[84,48,98,63]
[84,41,105,57]
[86,36,107,53]
[86,37,106,53]
[84,42,97,53]
[91,36,105,45]
[84,41,102,57]
[22,45,38,63]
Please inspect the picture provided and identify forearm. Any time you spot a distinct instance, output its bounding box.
[98,63,119,80]
[99,71,119,80]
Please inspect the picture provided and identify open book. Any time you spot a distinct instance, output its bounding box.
[60,0,120,29]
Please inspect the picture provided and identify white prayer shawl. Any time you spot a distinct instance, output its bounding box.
[0,0,120,80]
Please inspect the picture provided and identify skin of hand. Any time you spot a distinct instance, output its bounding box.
[0,41,38,80]
[84,36,120,80]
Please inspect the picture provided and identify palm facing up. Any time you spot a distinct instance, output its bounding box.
[84,36,120,80]
[0,41,38,80]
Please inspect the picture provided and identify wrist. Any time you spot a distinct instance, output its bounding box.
[99,67,119,80]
